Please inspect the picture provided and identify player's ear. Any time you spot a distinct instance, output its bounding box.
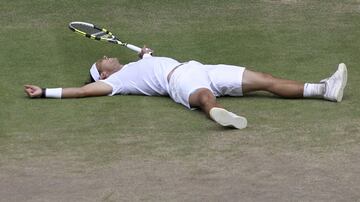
[100,72,108,80]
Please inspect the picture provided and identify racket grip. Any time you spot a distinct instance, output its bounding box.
[126,44,142,53]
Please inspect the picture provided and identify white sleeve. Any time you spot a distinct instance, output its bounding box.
[99,79,120,96]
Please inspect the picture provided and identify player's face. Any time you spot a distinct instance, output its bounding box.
[96,56,122,78]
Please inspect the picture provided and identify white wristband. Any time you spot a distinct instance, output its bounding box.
[46,88,62,98]
[143,53,152,58]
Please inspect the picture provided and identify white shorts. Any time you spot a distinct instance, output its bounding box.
[168,61,245,109]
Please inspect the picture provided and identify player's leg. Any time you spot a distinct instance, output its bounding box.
[169,64,246,129]
[242,70,306,97]
[189,88,247,129]
[188,88,220,117]
[242,63,347,102]
[206,64,306,97]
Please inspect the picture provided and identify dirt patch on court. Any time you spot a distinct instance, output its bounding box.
[1,146,360,202]
[263,0,302,5]
[264,0,360,13]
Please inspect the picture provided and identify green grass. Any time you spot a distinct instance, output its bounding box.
[1,0,360,160]
[1,1,360,200]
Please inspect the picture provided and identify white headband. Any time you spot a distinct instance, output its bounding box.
[90,63,100,81]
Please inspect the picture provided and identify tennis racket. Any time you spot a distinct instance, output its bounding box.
[68,21,142,53]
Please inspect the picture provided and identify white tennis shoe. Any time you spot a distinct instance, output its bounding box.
[209,107,247,129]
[321,63,348,102]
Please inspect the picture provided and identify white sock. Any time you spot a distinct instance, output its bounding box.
[303,83,325,98]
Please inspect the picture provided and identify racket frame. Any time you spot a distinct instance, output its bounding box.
[69,21,142,53]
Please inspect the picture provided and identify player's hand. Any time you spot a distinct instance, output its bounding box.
[138,45,153,59]
[24,85,42,98]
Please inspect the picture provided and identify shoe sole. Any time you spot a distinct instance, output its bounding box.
[336,63,348,102]
[209,108,247,129]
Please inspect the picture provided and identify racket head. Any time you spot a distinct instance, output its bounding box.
[68,21,117,42]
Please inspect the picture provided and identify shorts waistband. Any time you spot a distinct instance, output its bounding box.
[167,63,185,82]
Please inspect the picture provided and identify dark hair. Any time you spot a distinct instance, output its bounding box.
[84,74,95,85]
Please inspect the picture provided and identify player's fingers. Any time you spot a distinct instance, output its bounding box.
[24,85,38,97]
[24,86,31,93]
[24,88,32,96]
[24,84,35,89]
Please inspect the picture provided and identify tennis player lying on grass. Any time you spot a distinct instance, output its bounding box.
[24,47,348,129]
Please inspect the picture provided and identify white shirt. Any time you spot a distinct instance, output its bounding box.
[100,56,181,96]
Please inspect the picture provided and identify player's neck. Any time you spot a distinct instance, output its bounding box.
[117,64,124,71]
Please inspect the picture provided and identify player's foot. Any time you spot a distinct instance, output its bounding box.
[209,107,247,129]
[321,63,348,102]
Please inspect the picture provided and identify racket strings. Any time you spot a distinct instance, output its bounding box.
[71,23,114,40]
[95,32,114,39]
[72,24,99,34]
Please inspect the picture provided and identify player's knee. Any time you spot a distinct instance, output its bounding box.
[190,88,215,107]
[243,70,277,92]
[259,72,274,81]
[199,91,214,105]
[259,72,276,89]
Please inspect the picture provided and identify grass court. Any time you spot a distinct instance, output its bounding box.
[1,0,360,201]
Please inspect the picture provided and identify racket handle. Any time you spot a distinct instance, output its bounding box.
[126,44,142,53]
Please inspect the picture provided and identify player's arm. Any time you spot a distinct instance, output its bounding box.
[24,81,112,99]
